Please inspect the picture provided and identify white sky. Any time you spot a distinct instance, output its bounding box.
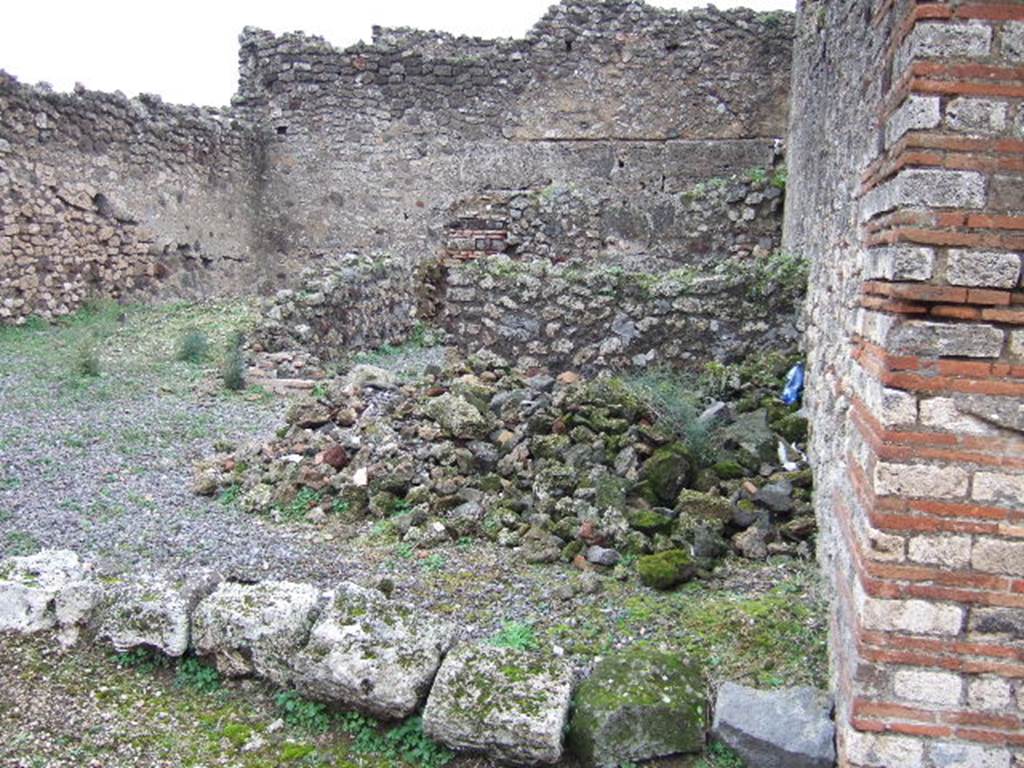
[1,1,795,107]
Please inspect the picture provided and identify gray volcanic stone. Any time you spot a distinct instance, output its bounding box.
[423,644,574,765]
[292,582,454,719]
[712,682,835,768]
[192,580,323,683]
[0,549,95,638]
[424,393,490,440]
[567,648,706,767]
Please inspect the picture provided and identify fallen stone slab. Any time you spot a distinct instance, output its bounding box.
[567,647,706,767]
[96,571,219,657]
[0,549,97,644]
[192,580,323,684]
[423,644,574,765]
[712,682,835,768]
[292,582,454,719]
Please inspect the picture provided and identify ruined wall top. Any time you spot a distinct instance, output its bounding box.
[234,0,793,142]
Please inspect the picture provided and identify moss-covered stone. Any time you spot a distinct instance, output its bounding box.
[595,475,630,512]
[771,413,809,444]
[567,647,706,767]
[531,434,571,460]
[637,549,696,590]
[675,489,733,525]
[711,460,746,480]
[628,508,674,535]
[638,443,695,506]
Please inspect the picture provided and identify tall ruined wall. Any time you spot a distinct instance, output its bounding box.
[234,2,792,269]
[0,74,260,322]
[787,1,1024,766]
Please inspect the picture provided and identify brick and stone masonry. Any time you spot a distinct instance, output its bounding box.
[788,1,1024,766]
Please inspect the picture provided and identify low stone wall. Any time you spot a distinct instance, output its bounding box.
[436,254,803,372]
[0,549,665,766]
[250,253,429,361]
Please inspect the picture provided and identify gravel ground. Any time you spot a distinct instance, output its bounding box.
[0,300,828,766]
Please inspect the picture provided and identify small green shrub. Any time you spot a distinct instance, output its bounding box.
[220,331,246,391]
[222,348,246,391]
[331,497,351,516]
[218,484,241,506]
[339,713,453,768]
[72,341,101,377]
[746,167,768,184]
[280,488,322,521]
[112,646,172,673]
[748,250,809,302]
[175,328,210,364]
[176,656,221,693]
[275,691,330,734]
[489,621,537,651]
[696,741,746,768]
[618,370,714,464]
[770,167,788,190]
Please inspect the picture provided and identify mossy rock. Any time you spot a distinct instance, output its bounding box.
[711,460,746,480]
[675,489,733,525]
[531,433,571,460]
[692,469,719,493]
[638,443,695,506]
[628,508,674,536]
[771,413,809,444]
[567,647,706,767]
[637,549,696,590]
[595,475,630,512]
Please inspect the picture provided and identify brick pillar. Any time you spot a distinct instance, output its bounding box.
[790,1,1024,767]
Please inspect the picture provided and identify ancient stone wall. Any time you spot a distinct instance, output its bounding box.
[0,74,260,322]
[233,2,792,266]
[787,1,1024,765]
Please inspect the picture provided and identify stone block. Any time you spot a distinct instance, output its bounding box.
[969,606,1024,638]
[902,22,992,64]
[928,742,1011,768]
[886,96,941,147]
[423,644,574,765]
[192,580,322,684]
[946,250,1021,288]
[971,538,1024,577]
[96,571,218,657]
[886,320,1004,359]
[861,594,963,636]
[944,98,1008,134]
[874,462,969,500]
[861,170,986,222]
[893,668,962,706]
[712,683,835,768]
[919,397,999,436]
[967,677,1012,710]
[0,549,95,638]
[973,472,1024,508]
[864,246,935,282]
[907,535,971,568]
[567,648,705,767]
[844,728,924,768]
[293,582,454,719]
[1004,21,1024,62]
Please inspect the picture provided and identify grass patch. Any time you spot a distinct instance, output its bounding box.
[275,691,330,734]
[175,656,221,694]
[175,328,210,364]
[489,620,538,651]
